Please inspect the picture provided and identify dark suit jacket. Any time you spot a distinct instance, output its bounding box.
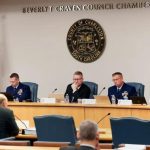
[78,146,95,150]
[64,83,91,103]
[0,107,19,139]
[6,82,31,102]
[60,146,95,150]
[108,83,137,103]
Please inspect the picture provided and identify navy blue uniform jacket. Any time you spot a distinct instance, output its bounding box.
[6,82,31,102]
[108,83,137,101]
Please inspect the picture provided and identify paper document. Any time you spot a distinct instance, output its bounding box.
[118,144,146,150]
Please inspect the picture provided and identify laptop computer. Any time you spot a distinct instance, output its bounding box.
[94,95,111,104]
[130,96,147,105]
[0,92,14,101]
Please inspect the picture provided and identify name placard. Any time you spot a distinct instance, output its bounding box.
[118,100,132,105]
[40,98,56,103]
[82,99,96,104]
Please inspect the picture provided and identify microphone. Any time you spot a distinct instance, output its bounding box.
[15,115,27,129]
[98,87,106,95]
[52,88,57,93]
[97,113,111,124]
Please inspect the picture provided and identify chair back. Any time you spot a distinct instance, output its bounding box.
[126,82,144,97]
[110,117,150,148]
[84,81,98,98]
[34,115,77,145]
[22,82,38,102]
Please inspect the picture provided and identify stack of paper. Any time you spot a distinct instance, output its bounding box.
[16,120,29,129]
[24,127,36,135]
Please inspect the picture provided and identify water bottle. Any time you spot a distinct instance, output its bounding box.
[14,97,19,102]
[111,95,116,104]
[65,94,70,103]
[37,98,40,103]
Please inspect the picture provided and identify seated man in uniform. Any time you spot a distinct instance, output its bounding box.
[6,73,31,102]
[108,72,137,103]
[60,120,100,150]
[0,94,19,139]
[64,71,91,103]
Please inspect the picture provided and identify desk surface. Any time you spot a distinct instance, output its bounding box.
[16,134,112,141]
[0,146,111,150]
[8,102,149,109]
[0,146,59,150]
[16,128,112,142]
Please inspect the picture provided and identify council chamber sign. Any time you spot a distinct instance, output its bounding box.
[67,19,106,63]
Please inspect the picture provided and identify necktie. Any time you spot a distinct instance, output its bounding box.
[117,88,120,93]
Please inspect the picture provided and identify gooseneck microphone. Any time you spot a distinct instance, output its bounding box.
[15,115,27,129]
[98,87,106,95]
[97,113,111,124]
[52,88,57,93]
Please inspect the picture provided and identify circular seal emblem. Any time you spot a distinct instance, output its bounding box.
[67,19,106,63]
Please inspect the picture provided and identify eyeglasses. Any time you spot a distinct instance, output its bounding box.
[73,78,82,81]
[112,78,121,82]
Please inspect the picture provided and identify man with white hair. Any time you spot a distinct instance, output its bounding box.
[60,120,100,150]
[0,94,19,139]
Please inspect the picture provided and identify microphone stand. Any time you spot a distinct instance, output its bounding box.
[97,113,111,124]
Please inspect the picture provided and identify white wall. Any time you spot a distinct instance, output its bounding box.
[0,0,150,100]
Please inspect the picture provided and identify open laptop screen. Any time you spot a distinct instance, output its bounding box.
[130,96,147,105]
[0,92,14,101]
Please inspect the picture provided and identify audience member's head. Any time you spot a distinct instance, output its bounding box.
[9,73,20,87]
[112,72,124,88]
[59,120,99,150]
[78,120,99,148]
[0,94,8,108]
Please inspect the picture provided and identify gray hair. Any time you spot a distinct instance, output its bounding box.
[0,94,7,106]
[79,120,98,141]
